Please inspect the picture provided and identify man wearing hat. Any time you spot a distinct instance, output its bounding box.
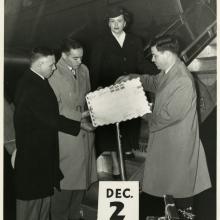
[89,6,154,179]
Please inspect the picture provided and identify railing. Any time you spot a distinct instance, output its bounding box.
[144,1,217,66]
[181,21,216,65]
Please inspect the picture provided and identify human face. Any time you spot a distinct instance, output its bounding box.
[108,15,126,35]
[151,46,169,71]
[63,48,83,70]
[39,55,56,78]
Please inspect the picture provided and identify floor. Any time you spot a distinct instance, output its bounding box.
[4,108,216,220]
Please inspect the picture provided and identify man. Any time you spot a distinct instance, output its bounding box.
[116,35,211,218]
[49,39,97,220]
[14,47,89,220]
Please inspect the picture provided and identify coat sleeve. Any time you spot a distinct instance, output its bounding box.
[140,74,159,93]
[49,72,82,121]
[83,64,92,93]
[25,86,80,136]
[149,77,195,133]
[82,64,91,110]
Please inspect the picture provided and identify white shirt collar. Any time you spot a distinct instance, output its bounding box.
[165,62,175,74]
[67,66,76,76]
[112,31,126,48]
[30,68,45,80]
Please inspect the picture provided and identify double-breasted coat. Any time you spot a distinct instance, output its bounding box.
[14,70,81,200]
[89,31,155,153]
[49,59,97,190]
[140,59,211,198]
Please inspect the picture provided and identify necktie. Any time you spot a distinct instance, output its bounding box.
[71,69,76,79]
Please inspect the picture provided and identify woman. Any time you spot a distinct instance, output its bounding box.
[89,6,154,178]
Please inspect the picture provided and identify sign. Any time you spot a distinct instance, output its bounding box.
[86,78,151,127]
[97,181,139,220]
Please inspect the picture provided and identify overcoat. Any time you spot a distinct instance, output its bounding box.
[141,59,211,198]
[89,31,154,153]
[49,59,97,190]
[14,70,81,200]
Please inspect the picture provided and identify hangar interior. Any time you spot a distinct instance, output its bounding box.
[4,0,216,219]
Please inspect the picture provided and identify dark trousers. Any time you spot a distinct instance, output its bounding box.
[16,197,50,220]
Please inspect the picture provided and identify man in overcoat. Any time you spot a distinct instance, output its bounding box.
[14,47,88,220]
[49,39,97,220]
[116,35,211,218]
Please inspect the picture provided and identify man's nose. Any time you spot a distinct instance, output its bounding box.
[152,55,156,62]
[77,59,82,64]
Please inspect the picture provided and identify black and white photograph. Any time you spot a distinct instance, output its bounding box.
[3,0,217,219]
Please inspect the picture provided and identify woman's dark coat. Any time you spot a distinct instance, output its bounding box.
[89,32,154,153]
[14,70,80,200]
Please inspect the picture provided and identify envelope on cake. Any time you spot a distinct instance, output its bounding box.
[86,78,151,127]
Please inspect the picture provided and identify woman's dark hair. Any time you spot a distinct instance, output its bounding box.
[150,35,180,55]
[105,6,131,29]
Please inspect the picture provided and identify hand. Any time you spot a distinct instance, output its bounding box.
[81,121,95,132]
[148,102,154,112]
[115,75,130,84]
[142,113,151,121]
[115,74,140,84]
[97,86,103,90]
[82,110,90,119]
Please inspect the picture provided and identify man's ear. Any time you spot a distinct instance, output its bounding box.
[36,58,43,69]
[163,50,171,58]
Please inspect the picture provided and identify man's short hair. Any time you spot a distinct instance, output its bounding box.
[61,38,83,54]
[30,46,54,64]
[150,35,180,55]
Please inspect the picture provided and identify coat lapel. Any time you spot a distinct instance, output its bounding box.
[156,60,181,94]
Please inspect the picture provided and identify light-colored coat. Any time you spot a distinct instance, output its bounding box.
[140,59,211,198]
[49,58,97,190]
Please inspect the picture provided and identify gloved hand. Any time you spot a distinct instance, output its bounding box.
[115,74,140,84]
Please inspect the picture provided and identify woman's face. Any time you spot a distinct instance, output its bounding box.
[108,15,126,35]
